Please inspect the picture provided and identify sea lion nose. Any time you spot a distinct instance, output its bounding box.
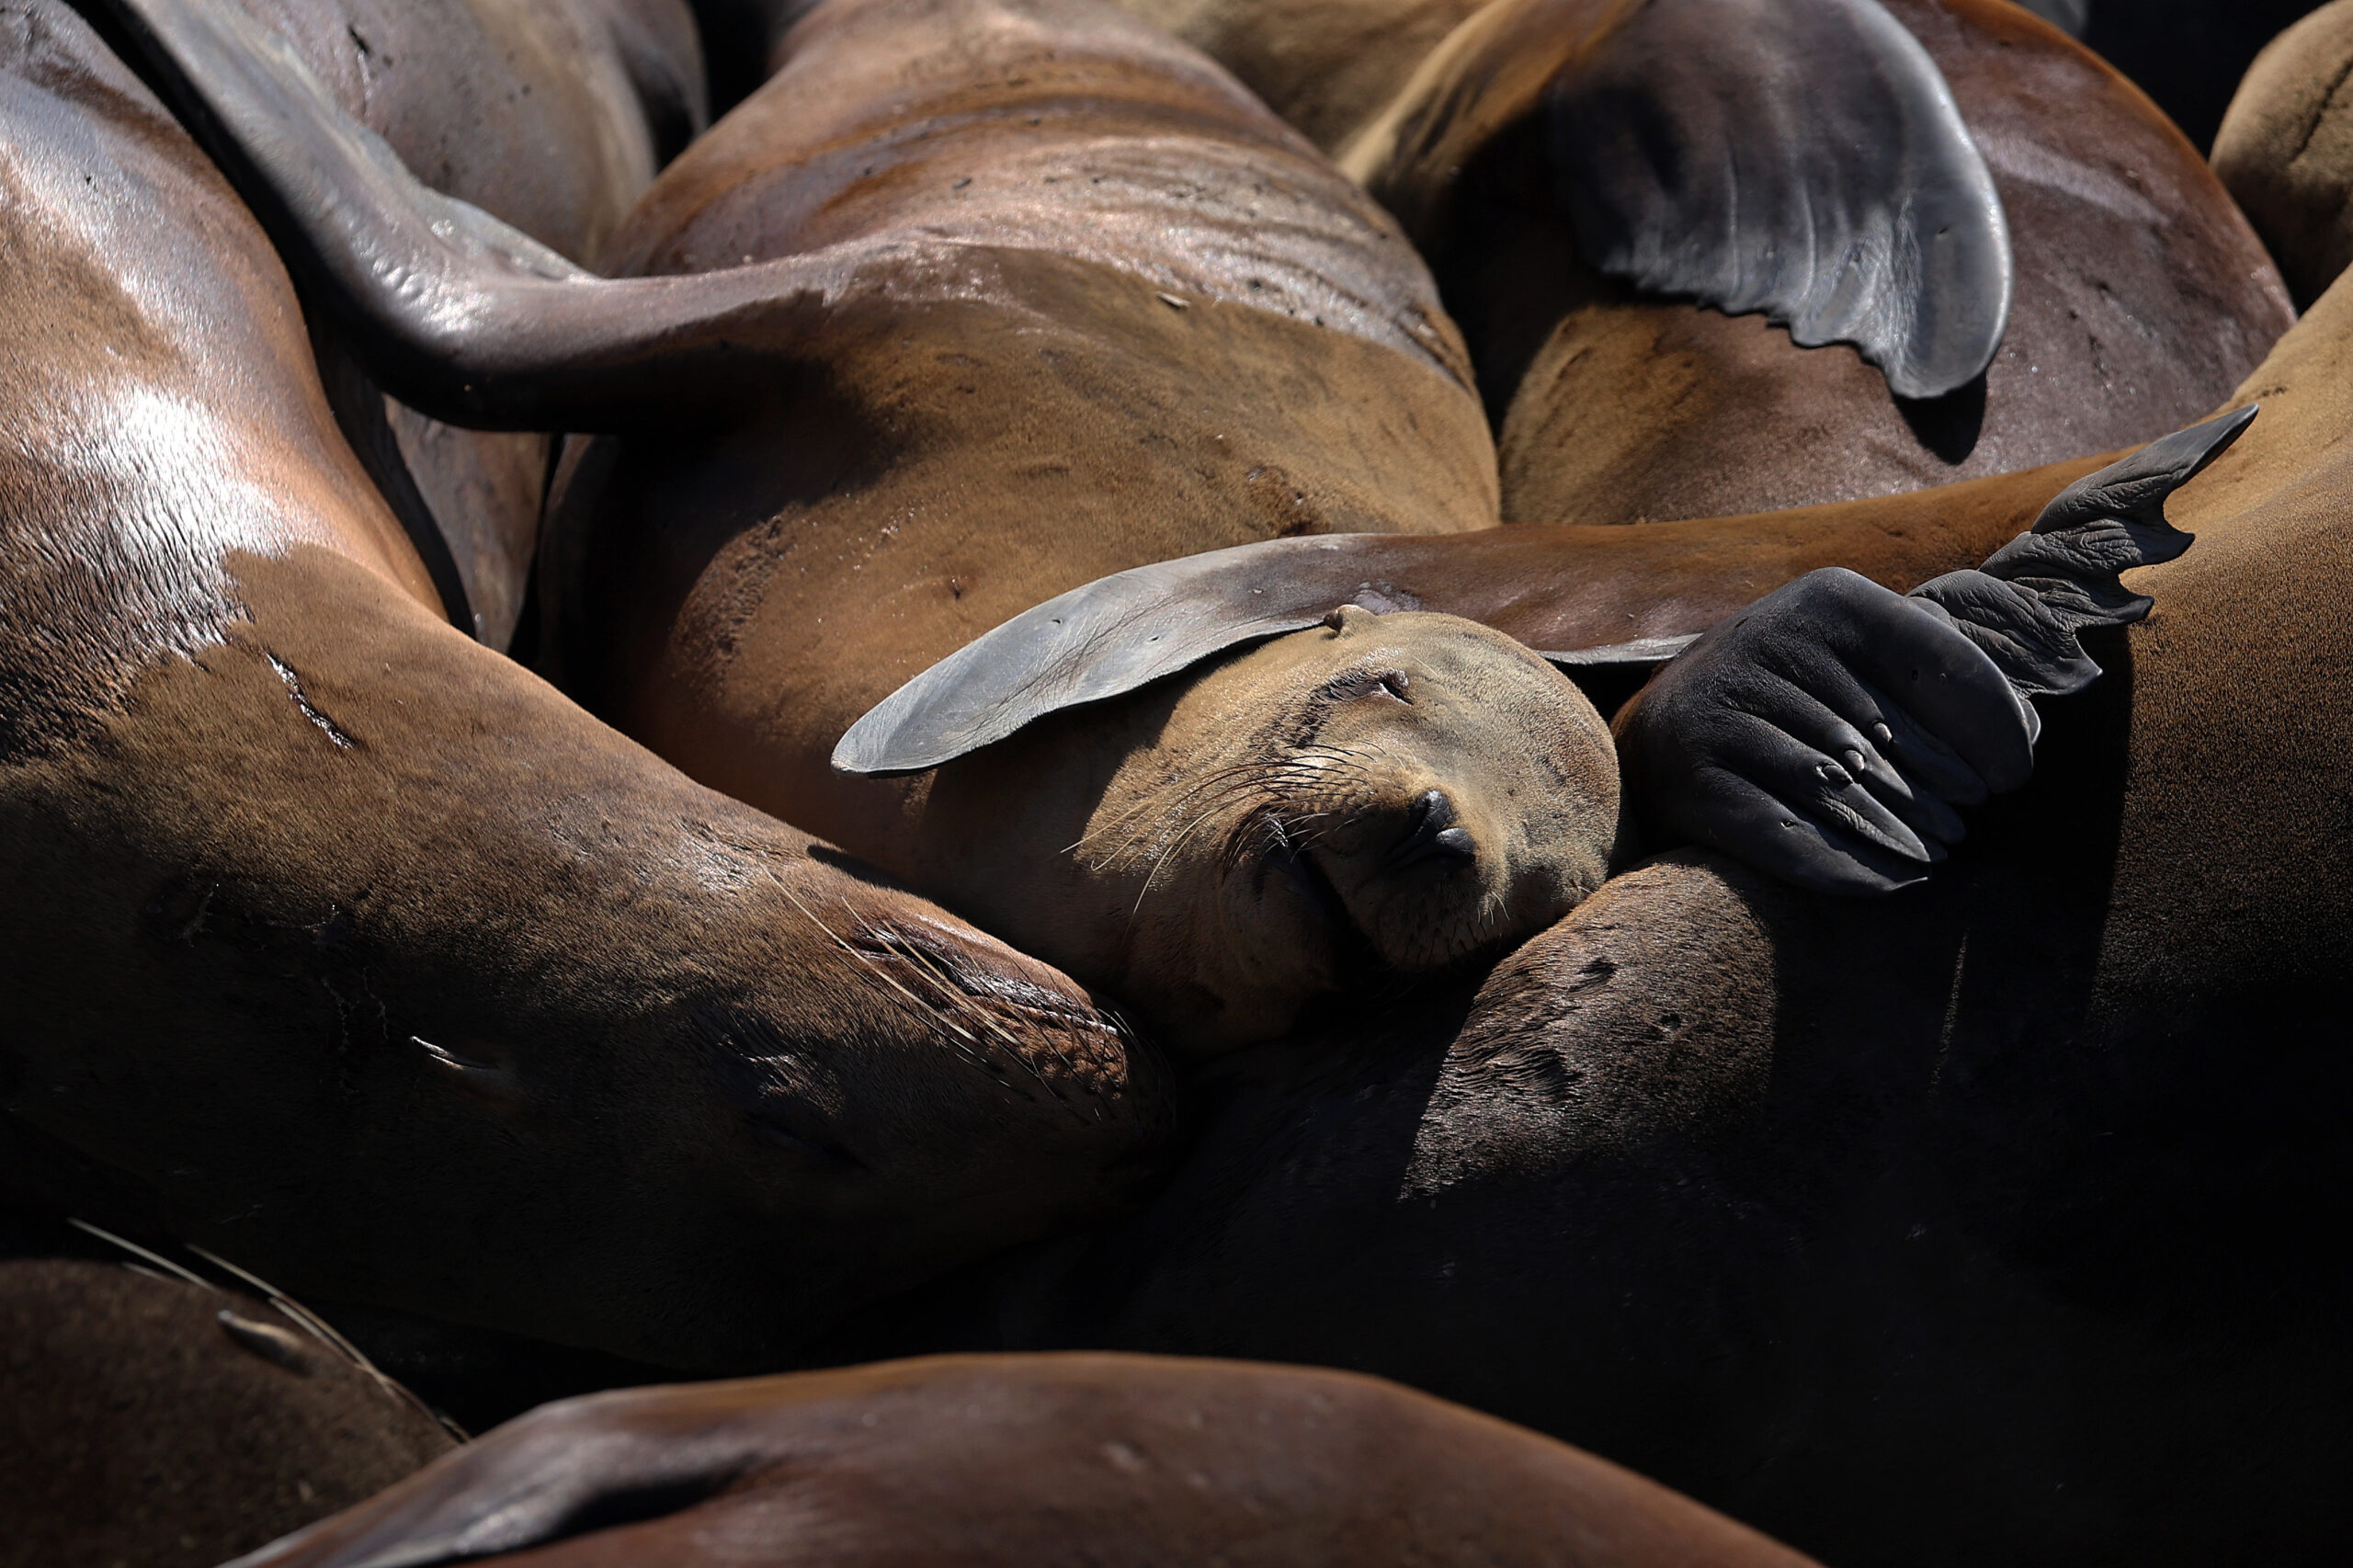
[1390,790,1477,870]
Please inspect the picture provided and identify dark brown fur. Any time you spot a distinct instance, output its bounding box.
[228,1354,1820,1568]
[0,1256,453,1568]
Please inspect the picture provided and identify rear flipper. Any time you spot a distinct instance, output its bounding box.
[89,0,886,429]
[1343,0,2012,400]
[1612,406,2256,894]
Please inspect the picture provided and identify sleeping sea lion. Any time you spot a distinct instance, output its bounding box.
[106,0,2070,1051]
[2211,0,2353,309]
[0,1239,454,1568]
[219,1353,1819,1568]
[856,251,2353,1566]
[0,0,1169,1375]
[1121,0,2293,521]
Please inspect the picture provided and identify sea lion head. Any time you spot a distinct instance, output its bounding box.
[903,607,1620,1053]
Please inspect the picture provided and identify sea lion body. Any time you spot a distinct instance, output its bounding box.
[1130,0,2292,521]
[537,0,1561,1047]
[223,1354,1820,1568]
[878,266,2353,1566]
[2212,0,2353,309]
[107,0,2136,1053]
[0,0,1168,1373]
[220,0,706,650]
[0,1248,454,1568]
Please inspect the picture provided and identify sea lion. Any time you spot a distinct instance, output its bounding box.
[0,1245,453,1568]
[208,0,707,651]
[0,0,1169,1375]
[2212,0,2353,308]
[104,0,2070,1051]
[854,256,2353,1565]
[1120,0,2292,520]
[220,1353,1819,1568]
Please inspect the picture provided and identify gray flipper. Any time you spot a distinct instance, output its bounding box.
[835,539,1358,777]
[1549,0,2011,398]
[94,0,872,429]
[829,532,1705,776]
[1908,404,2256,699]
[1616,407,2254,896]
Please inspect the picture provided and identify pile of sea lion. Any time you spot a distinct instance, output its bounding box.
[3,0,2349,1562]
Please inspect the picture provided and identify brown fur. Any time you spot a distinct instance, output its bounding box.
[1138,0,2290,521]
[1392,0,2291,522]
[228,1354,1820,1568]
[542,0,1534,1050]
[244,0,707,648]
[918,608,1623,1051]
[881,242,2353,1568]
[0,1257,453,1568]
[1110,0,1486,152]
[2212,0,2353,309]
[0,0,1170,1373]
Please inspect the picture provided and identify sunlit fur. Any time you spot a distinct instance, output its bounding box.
[915,608,1622,1053]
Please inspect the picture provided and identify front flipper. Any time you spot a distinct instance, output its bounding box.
[92,0,870,429]
[1347,0,2010,399]
[1610,567,2033,895]
[1613,406,2256,894]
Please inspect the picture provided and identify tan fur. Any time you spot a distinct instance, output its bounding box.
[913,608,1621,1051]
[2212,0,2353,309]
[1109,0,1488,151]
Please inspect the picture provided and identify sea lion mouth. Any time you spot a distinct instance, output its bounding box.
[1249,824,1383,980]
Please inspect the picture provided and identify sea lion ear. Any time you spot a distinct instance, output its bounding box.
[1908,405,2256,698]
[1547,0,2011,399]
[834,540,1371,777]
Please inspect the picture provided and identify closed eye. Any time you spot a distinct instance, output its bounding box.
[1324,669,1413,703]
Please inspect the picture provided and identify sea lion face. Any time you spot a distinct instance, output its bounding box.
[928,608,1620,1053]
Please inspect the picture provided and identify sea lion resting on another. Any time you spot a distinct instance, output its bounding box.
[1118,0,2292,523]
[0,0,1168,1378]
[220,1353,1818,1568]
[104,0,2175,1054]
[860,250,2353,1567]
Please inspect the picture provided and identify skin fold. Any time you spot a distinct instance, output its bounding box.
[1,0,1173,1377]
